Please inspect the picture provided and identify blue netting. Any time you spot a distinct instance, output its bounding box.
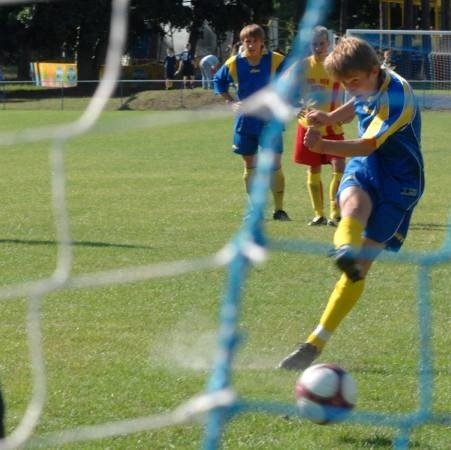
[202,2,451,449]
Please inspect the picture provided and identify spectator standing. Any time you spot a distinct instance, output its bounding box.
[163,48,176,90]
[176,43,196,89]
[199,54,219,89]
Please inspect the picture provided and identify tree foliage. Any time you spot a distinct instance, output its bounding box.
[0,1,112,79]
[0,0,398,80]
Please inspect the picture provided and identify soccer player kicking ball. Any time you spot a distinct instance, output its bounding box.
[279,36,424,371]
[213,24,290,221]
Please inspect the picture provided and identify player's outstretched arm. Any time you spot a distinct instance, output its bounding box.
[305,127,376,157]
[307,98,355,126]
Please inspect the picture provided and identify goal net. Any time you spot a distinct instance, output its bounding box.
[0,1,450,449]
[346,29,451,110]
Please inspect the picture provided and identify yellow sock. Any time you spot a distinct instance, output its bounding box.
[271,168,285,211]
[329,172,343,220]
[307,274,365,350]
[333,216,364,249]
[243,167,255,194]
[307,172,324,217]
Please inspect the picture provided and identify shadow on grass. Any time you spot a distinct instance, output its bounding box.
[0,238,153,250]
[340,434,426,449]
[410,222,451,231]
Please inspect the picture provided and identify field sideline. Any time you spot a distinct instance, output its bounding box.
[0,109,450,449]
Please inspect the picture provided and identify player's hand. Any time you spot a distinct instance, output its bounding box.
[296,108,312,128]
[230,101,241,113]
[304,127,324,153]
[306,110,330,127]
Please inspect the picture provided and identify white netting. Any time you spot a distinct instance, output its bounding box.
[0,0,262,448]
[0,2,450,450]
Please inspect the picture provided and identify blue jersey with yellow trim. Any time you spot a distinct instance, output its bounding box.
[213,50,284,135]
[347,68,424,210]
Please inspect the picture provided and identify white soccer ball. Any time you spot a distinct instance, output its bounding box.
[295,363,357,424]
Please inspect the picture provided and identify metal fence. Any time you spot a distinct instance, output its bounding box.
[0,79,223,111]
[0,79,450,111]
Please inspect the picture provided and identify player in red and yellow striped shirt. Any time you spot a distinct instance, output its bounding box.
[293,26,346,227]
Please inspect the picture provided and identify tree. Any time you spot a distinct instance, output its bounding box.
[127,0,275,62]
[186,0,275,53]
[401,0,414,78]
[442,0,450,30]
[403,0,414,29]
[129,0,192,59]
[0,0,384,80]
[420,0,431,30]
[0,5,47,79]
[0,1,112,80]
[339,0,349,35]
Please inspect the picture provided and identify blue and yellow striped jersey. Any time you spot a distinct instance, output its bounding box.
[351,68,424,209]
[213,50,285,135]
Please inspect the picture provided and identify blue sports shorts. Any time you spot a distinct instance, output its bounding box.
[232,132,283,156]
[339,171,415,252]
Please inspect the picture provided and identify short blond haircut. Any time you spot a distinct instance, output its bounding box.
[240,24,265,42]
[324,36,380,78]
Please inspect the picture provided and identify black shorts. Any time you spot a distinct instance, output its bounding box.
[181,62,194,77]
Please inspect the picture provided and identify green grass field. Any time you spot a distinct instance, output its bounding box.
[0,107,450,449]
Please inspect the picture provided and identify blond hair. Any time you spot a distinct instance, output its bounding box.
[324,36,380,78]
[239,24,265,42]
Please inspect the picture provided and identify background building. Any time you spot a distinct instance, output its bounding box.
[380,0,450,30]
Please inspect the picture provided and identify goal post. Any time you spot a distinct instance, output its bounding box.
[346,29,451,110]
